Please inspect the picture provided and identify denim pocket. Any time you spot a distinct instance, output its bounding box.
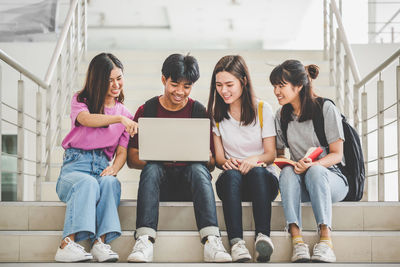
[63,150,82,164]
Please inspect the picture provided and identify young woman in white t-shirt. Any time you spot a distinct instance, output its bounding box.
[207,55,279,263]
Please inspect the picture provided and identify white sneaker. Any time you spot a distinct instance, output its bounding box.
[127,235,153,262]
[231,240,251,262]
[291,243,311,263]
[254,233,274,262]
[90,238,119,262]
[311,242,336,263]
[204,235,232,262]
[54,237,93,262]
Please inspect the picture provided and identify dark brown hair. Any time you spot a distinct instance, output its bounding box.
[207,55,256,126]
[77,53,124,114]
[269,59,320,125]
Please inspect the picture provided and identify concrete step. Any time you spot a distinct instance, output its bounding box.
[0,264,393,267]
[84,49,325,62]
[1,201,399,232]
[0,230,398,262]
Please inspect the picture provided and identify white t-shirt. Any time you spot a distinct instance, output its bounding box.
[212,99,277,175]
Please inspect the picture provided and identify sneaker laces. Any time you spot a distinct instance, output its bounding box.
[95,238,113,253]
[293,243,308,256]
[133,236,151,253]
[314,243,329,255]
[235,240,247,250]
[209,236,227,253]
[64,238,87,254]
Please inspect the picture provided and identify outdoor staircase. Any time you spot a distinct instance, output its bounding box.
[1,50,399,263]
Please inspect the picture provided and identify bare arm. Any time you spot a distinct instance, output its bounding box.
[295,139,344,174]
[100,145,127,176]
[127,147,147,169]
[77,111,138,137]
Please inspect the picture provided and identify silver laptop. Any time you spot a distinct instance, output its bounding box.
[138,118,210,162]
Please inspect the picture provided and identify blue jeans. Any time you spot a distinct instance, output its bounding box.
[216,167,279,244]
[135,162,220,241]
[279,165,348,230]
[56,148,121,244]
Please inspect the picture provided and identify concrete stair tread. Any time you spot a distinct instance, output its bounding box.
[1,201,400,232]
[1,230,399,263]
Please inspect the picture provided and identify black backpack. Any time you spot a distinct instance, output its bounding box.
[143,96,207,118]
[281,98,365,201]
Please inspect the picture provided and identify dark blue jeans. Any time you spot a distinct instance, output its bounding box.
[216,167,279,242]
[135,162,220,241]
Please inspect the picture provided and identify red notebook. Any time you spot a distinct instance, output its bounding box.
[274,147,323,169]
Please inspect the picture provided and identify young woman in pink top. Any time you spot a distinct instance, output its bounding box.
[54,53,137,263]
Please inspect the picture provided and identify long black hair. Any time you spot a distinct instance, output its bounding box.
[207,55,256,126]
[77,53,124,114]
[269,59,320,126]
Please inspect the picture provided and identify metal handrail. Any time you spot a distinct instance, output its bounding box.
[373,8,400,39]
[44,0,79,85]
[355,48,400,89]
[0,0,79,89]
[330,0,361,84]
[0,50,48,89]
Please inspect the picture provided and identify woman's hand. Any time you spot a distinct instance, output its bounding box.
[120,116,138,137]
[222,158,240,171]
[294,157,313,174]
[100,165,118,176]
[238,156,258,175]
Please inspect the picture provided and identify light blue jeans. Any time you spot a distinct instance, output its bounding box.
[56,148,121,244]
[279,165,348,230]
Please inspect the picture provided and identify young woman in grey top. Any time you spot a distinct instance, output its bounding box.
[270,60,348,263]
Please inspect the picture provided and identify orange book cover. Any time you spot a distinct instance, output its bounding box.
[274,147,323,169]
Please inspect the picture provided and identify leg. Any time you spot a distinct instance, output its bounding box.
[96,175,122,244]
[243,167,279,237]
[56,171,100,242]
[182,163,219,241]
[304,165,348,230]
[216,169,243,243]
[279,166,306,232]
[135,162,165,240]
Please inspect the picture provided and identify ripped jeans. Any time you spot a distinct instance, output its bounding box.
[279,165,348,230]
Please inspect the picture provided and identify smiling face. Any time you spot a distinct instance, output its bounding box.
[162,76,193,109]
[273,81,302,106]
[215,71,243,106]
[107,67,124,98]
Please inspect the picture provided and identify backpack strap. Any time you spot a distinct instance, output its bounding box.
[312,97,332,148]
[258,101,264,129]
[143,96,160,117]
[191,100,207,118]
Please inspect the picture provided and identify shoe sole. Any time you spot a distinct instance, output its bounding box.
[293,258,311,263]
[55,258,92,263]
[255,241,273,262]
[312,258,335,263]
[97,257,119,263]
[233,256,251,263]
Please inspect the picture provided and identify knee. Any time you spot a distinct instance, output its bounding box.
[217,169,241,187]
[304,165,329,187]
[100,175,120,189]
[187,163,211,182]
[140,163,164,184]
[279,166,296,187]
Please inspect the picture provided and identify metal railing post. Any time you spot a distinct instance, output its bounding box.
[336,28,343,112]
[377,77,385,201]
[397,61,400,201]
[324,0,328,60]
[17,79,25,201]
[361,91,368,201]
[45,85,52,181]
[329,3,335,86]
[36,89,42,200]
[0,65,2,201]
[344,55,350,118]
